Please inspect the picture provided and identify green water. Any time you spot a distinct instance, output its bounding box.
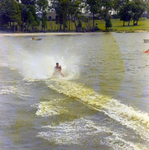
[0,32,149,150]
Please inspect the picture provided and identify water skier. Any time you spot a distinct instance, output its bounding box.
[53,62,64,77]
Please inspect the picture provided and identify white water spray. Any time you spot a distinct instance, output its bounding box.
[0,36,80,79]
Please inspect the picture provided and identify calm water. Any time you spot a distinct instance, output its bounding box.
[0,32,149,150]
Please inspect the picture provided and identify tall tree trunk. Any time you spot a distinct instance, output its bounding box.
[128,21,130,26]
[60,24,62,31]
[26,20,28,32]
[13,21,15,32]
[22,21,24,32]
[9,22,11,32]
[69,16,70,31]
[71,20,73,31]
[63,13,65,31]
[71,19,77,31]
[93,13,95,31]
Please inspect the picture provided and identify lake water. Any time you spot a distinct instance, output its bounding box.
[0,32,149,150]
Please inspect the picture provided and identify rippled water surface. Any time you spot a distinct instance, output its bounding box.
[0,32,149,150]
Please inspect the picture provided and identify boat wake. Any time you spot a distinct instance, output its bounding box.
[37,118,145,150]
[45,78,149,143]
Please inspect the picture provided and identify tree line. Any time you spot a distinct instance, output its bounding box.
[0,0,149,32]
[0,0,48,32]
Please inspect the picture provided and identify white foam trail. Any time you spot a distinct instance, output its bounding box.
[32,99,69,117]
[46,78,149,142]
[37,118,147,150]
[0,86,18,95]
[104,135,147,150]
[101,99,149,141]
[0,84,31,98]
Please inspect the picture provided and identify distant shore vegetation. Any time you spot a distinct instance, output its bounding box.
[0,0,149,33]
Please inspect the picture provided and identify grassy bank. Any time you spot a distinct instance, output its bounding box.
[45,18,149,32]
[110,18,149,32]
[1,18,149,33]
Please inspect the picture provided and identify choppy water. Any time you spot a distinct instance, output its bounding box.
[0,32,149,150]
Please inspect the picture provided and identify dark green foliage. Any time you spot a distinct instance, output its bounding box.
[51,0,70,31]
[37,0,48,31]
[42,11,47,30]
[119,0,145,26]
[0,0,21,31]
[0,0,147,32]
[119,1,132,26]
[100,0,113,19]
[37,0,48,12]
[51,0,82,31]
[28,5,38,25]
[112,0,126,13]
[131,0,145,25]
[21,0,36,6]
[19,3,28,22]
[68,0,83,31]
[105,17,112,30]
[86,0,101,31]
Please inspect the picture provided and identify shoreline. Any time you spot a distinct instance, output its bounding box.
[0,32,87,37]
[0,30,148,37]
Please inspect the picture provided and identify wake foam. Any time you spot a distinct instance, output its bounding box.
[37,118,146,150]
[45,78,149,142]
[32,99,69,117]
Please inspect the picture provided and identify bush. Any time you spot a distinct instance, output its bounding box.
[105,18,112,30]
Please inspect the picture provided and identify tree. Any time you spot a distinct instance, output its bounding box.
[21,0,36,6]
[146,2,149,18]
[0,1,9,27]
[41,11,47,31]
[68,0,83,31]
[99,0,113,31]
[119,1,132,26]
[20,0,39,32]
[60,0,70,31]
[37,0,48,31]
[0,0,21,32]
[86,0,101,31]
[37,0,48,12]
[112,0,125,14]
[10,0,21,32]
[51,0,70,31]
[105,17,112,31]
[119,0,146,26]
[19,3,28,31]
[51,0,63,31]
[27,5,40,31]
[131,0,145,25]
[100,0,113,20]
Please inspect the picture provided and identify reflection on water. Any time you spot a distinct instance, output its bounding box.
[100,33,124,96]
[113,33,149,111]
[0,33,149,150]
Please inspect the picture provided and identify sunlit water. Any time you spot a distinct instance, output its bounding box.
[0,32,149,150]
